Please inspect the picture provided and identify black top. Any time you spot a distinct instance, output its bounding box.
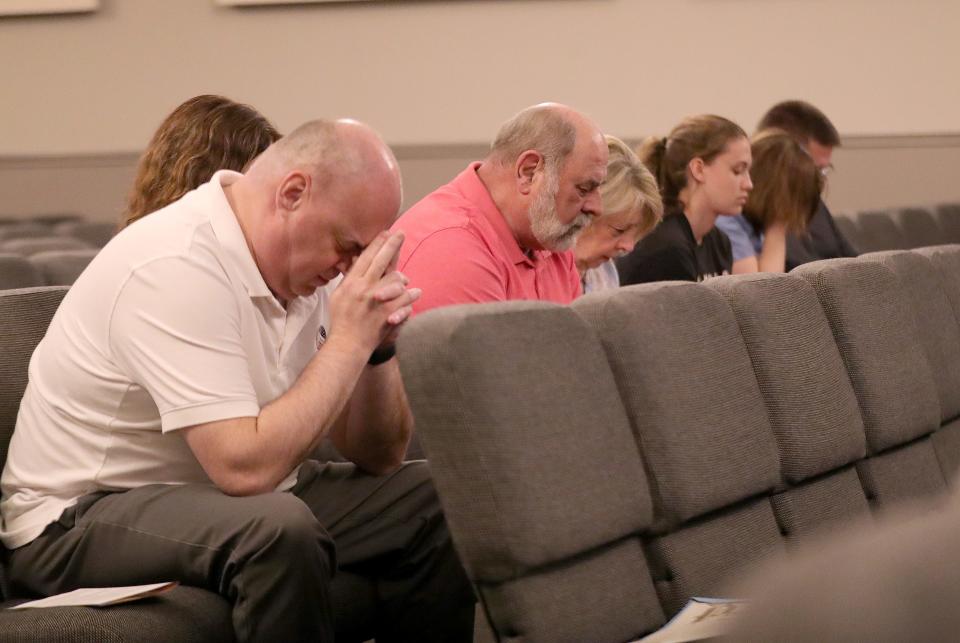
[616,211,733,285]
[785,200,858,270]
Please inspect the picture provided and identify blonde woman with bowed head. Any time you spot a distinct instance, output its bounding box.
[574,135,663,292]
[715,128,824,273]
[616,115,752,284]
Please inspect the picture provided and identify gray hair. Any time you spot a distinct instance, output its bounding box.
[489,105,577,174]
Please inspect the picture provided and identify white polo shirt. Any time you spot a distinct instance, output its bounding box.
[1,171,334,549]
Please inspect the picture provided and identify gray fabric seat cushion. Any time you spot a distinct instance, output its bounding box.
[706,274,865,485]
[892,207,946,249]
[479,538,665,643]
[398,301,653,580]
[858,250,960,423]
[573,283,780,531]
[29,249,99,286]
[0,586,233,643]
[0,236,91,257]
[645,497,785,617]
[0,254,44,289]
[792,259,940,453]
[857,437,947,509]
[855,211,907,253]
[770,467,872,542]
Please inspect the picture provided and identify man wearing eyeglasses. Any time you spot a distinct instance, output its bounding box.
[758,100,858,269]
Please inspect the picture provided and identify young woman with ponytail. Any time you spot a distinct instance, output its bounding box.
[616,115,752,284]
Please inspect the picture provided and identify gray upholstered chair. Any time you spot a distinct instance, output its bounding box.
[399,301,665,643]
[29,213,85,227]
[0,224,53,242]
[29,248,99,286]
[53,221,116,248]
[832,212,861,253]
[0,253,44,289]
[398,250,960,642]
[0,286,235,642]
[935,203,960,244]
[855,210,908,252]
[891,207,946,249]
[0,236,91,257]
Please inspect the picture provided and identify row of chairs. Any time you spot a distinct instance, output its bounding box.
[836,202,960,253]
[0,220,115,247]
[0,250,99,289]
[399,244,960,641]
[0,215,115,289]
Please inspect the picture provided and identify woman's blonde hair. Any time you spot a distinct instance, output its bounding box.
[744,128,823,232]
[120,95,280,230]
[600,135,663,239]
[636,114,746,212]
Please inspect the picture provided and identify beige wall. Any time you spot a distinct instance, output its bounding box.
[1,0,959,218]
[4,135,959,223]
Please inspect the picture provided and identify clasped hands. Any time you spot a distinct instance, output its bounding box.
[328,230,421,356]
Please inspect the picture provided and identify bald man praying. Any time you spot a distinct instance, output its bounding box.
[0,120,474,643]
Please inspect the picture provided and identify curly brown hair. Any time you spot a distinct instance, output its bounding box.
[120,95,280,230]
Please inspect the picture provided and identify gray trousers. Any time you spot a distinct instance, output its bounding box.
[6,460,475,643]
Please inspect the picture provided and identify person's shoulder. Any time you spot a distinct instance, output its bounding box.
[715,214,752,237]
[705,225,733,252]
[632,214,694,255]
[393,184,476,241]
[398,224,501,278]
[617,226,697,284]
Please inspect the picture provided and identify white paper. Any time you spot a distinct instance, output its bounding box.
[634,597,748,643]
[10,582,178,609]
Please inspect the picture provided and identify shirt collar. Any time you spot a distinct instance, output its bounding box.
[206,170,276,300]
[456,162,551,267]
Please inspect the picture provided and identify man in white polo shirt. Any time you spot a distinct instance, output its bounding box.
[0,119,474,642]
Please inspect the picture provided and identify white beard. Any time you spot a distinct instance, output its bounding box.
[529,172,591,252]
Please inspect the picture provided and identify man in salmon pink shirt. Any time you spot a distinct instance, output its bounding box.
[392,103,608,314]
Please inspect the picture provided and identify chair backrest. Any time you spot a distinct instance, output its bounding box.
[0,236,91,257]
[0,286,67,602]
[0,223,52,242]
[573,282,785,617]
[793,258,945,508]
[29,213,84,227]
[855,210,907,252]
[935,204,960,244]
[705,273,871,540]
[399,249,958,641]
[53,221,116,248]
[832,213,861,253]
[399,301,663,643]
[0,286,68,471]
[29,248,99,286]
[0,253,45,289]
[891,207,945,249]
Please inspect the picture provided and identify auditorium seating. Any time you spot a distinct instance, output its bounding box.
[53,221,116,248]
[0,287,387,641]
[0,236,91,257]
[835,203,960,253]
[0,286,235,642]
[0,254,44,289]
[398,244,960,642]
[0,224,54,242]
[29,248,99,286]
